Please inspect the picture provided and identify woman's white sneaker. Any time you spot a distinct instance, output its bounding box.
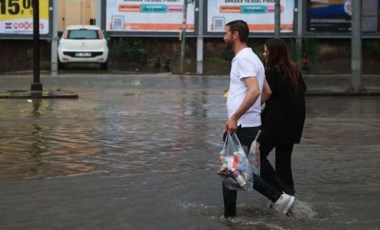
[272,193,295,214]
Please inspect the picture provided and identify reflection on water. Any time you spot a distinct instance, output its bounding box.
[0,81,224,181]
[0,97,105,180]
[0,76,379,229]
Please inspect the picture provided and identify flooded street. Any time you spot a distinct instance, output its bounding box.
[0,75,379,229]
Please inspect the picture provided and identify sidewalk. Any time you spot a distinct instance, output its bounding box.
[303,74,380,96]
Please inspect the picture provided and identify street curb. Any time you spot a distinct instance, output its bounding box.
[306,89,380,96]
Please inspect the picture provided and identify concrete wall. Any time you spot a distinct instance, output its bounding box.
[1,38,380,75]
[0,40,51,73]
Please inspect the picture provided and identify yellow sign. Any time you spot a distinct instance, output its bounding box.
[0,0,49,34]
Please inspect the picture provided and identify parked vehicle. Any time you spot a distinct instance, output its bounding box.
[58,25,109,70]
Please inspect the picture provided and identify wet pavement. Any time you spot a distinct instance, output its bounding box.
[0,74,379,230]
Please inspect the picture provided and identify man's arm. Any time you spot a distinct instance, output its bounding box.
[224,77,261,133]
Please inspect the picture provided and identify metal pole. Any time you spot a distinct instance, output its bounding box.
[196,0,203,75]
[179,0,188,74]
[31,0,43,92]
[351,0,362,93]
[96,0,101,27]
[51,0,58,76]
[295,0,303,67]
[274,0,281,38]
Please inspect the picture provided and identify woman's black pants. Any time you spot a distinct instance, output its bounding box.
[259,141,295,196]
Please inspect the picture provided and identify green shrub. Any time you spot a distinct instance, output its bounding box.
[220,49,234,63]
[364,39,380,60]
[109,37,147,65]
[302,38,321,73]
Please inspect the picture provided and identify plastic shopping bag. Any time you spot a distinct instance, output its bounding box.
[218,133,253,191]
[248,139,261,176]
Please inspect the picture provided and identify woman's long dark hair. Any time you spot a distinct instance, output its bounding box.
[265,38,299,90]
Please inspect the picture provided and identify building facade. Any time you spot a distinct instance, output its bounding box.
[58,0,96,31]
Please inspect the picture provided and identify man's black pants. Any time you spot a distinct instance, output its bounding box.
[222,126,283,218]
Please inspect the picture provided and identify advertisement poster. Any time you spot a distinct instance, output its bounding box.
[106,0,195,32]
[306,0,352,32]
[207,0,294,33]
[0,0,49,34]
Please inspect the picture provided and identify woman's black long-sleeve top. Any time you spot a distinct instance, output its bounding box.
[257,66,307,145]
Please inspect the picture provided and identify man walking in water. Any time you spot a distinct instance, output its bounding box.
[222,20,295,218]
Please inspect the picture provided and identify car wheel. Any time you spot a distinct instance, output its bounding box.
[101,61,108,70]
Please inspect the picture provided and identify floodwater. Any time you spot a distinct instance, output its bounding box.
[0,75,379,230]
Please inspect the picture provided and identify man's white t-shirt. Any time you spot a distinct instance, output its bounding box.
[227,47,265,128]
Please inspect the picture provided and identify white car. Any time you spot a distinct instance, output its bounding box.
[58,25,109,70]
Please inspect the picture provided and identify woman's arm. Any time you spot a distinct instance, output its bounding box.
[261,78,272,104]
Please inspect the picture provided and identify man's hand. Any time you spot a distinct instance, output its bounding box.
[224,118,238,133]
[254,142,260,167]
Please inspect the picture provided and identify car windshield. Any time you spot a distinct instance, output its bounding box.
[67,29,99,39]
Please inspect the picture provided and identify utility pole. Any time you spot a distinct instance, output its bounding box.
[196,0,203,75]
[274,0,281,38]
[51,0,58,76]
[351,0,362,93]
[296,0,303,67]
[31,0,43,93]
[179,0,189,74]
[96,0,101,27]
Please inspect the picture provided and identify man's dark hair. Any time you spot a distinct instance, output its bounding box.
[226,20,249,43]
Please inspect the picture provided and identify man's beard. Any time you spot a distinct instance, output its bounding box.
[225,40,234,49]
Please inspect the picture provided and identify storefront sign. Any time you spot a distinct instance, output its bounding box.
[0,0,49,34]
[106,0,195,32]
[207,0,294,33]
[306,0,352,32]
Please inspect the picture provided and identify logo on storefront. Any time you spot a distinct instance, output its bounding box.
[5,23,12,30]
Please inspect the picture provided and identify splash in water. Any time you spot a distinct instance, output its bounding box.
[287,199,317,219]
